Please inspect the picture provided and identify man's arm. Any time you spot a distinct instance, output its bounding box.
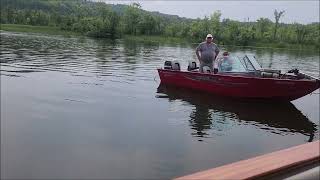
[214,46,220,60]
[196,45,202,63]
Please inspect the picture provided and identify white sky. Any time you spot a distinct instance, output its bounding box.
[101,0,320,24]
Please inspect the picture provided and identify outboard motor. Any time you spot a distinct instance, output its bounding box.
[172,60,181,71]
[188,60,198,71]
[202,66,212,74]
[164,61,173,69]
[164,60,180,70]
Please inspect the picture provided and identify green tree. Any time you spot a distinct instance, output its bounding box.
[256,18,272,40]
[220,19,241,45]
[273,9,285,40]
[210,11,221,39]
[294,23,308,43]
[123,3,141,35]
[139,14,157,35]
[165,23,180,37]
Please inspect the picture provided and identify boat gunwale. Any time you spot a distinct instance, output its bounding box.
[157,68,320,84]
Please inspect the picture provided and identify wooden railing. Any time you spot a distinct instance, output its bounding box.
[175,140,319,180]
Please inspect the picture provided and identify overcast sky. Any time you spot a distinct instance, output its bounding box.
[102,0,319,24]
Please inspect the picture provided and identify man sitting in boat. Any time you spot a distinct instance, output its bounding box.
[219,51,233,71]
[195,34,220,73]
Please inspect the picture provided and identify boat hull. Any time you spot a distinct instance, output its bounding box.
[158,69,320,101]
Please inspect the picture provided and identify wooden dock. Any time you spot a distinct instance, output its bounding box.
[175,140,319,180]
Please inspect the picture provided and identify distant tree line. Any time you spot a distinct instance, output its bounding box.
[1,0,319,48]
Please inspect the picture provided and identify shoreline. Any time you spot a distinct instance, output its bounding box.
[1,24,318,51]
[0,24,80,36]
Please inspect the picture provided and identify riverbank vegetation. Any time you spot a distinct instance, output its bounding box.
[1,0,319,49]
[0,24,79,36]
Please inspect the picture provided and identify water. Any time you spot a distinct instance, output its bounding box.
[1,31,319,179]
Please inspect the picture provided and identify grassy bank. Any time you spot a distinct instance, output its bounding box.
[221,42,319,51]
[0,24,187,44]
[0,24,80,36]
[252,42,319,51]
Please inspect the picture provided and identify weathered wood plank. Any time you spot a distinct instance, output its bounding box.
[175,140,320,180]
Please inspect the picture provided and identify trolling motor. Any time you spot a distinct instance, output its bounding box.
[282,68,307,79]
[288,68,299,75]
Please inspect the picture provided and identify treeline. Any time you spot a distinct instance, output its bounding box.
[1,0,319,48]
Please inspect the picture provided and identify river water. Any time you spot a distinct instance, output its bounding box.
[1,31,319,179]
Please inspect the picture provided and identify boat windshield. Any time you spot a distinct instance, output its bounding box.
[217,55,247,73]
[242,55,262,71]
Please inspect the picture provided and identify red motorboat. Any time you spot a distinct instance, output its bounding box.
[157,54,320,101]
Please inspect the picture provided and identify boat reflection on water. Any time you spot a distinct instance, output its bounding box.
[156,84,317,142]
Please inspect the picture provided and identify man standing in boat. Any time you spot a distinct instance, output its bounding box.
[196,34,220,73]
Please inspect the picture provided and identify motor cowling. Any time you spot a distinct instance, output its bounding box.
[188,60,198,71]
[173,61,180,70]
[164,60,180,71]
[202,66,212,73]
[164,61,173,69]
[172,61,180,70]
